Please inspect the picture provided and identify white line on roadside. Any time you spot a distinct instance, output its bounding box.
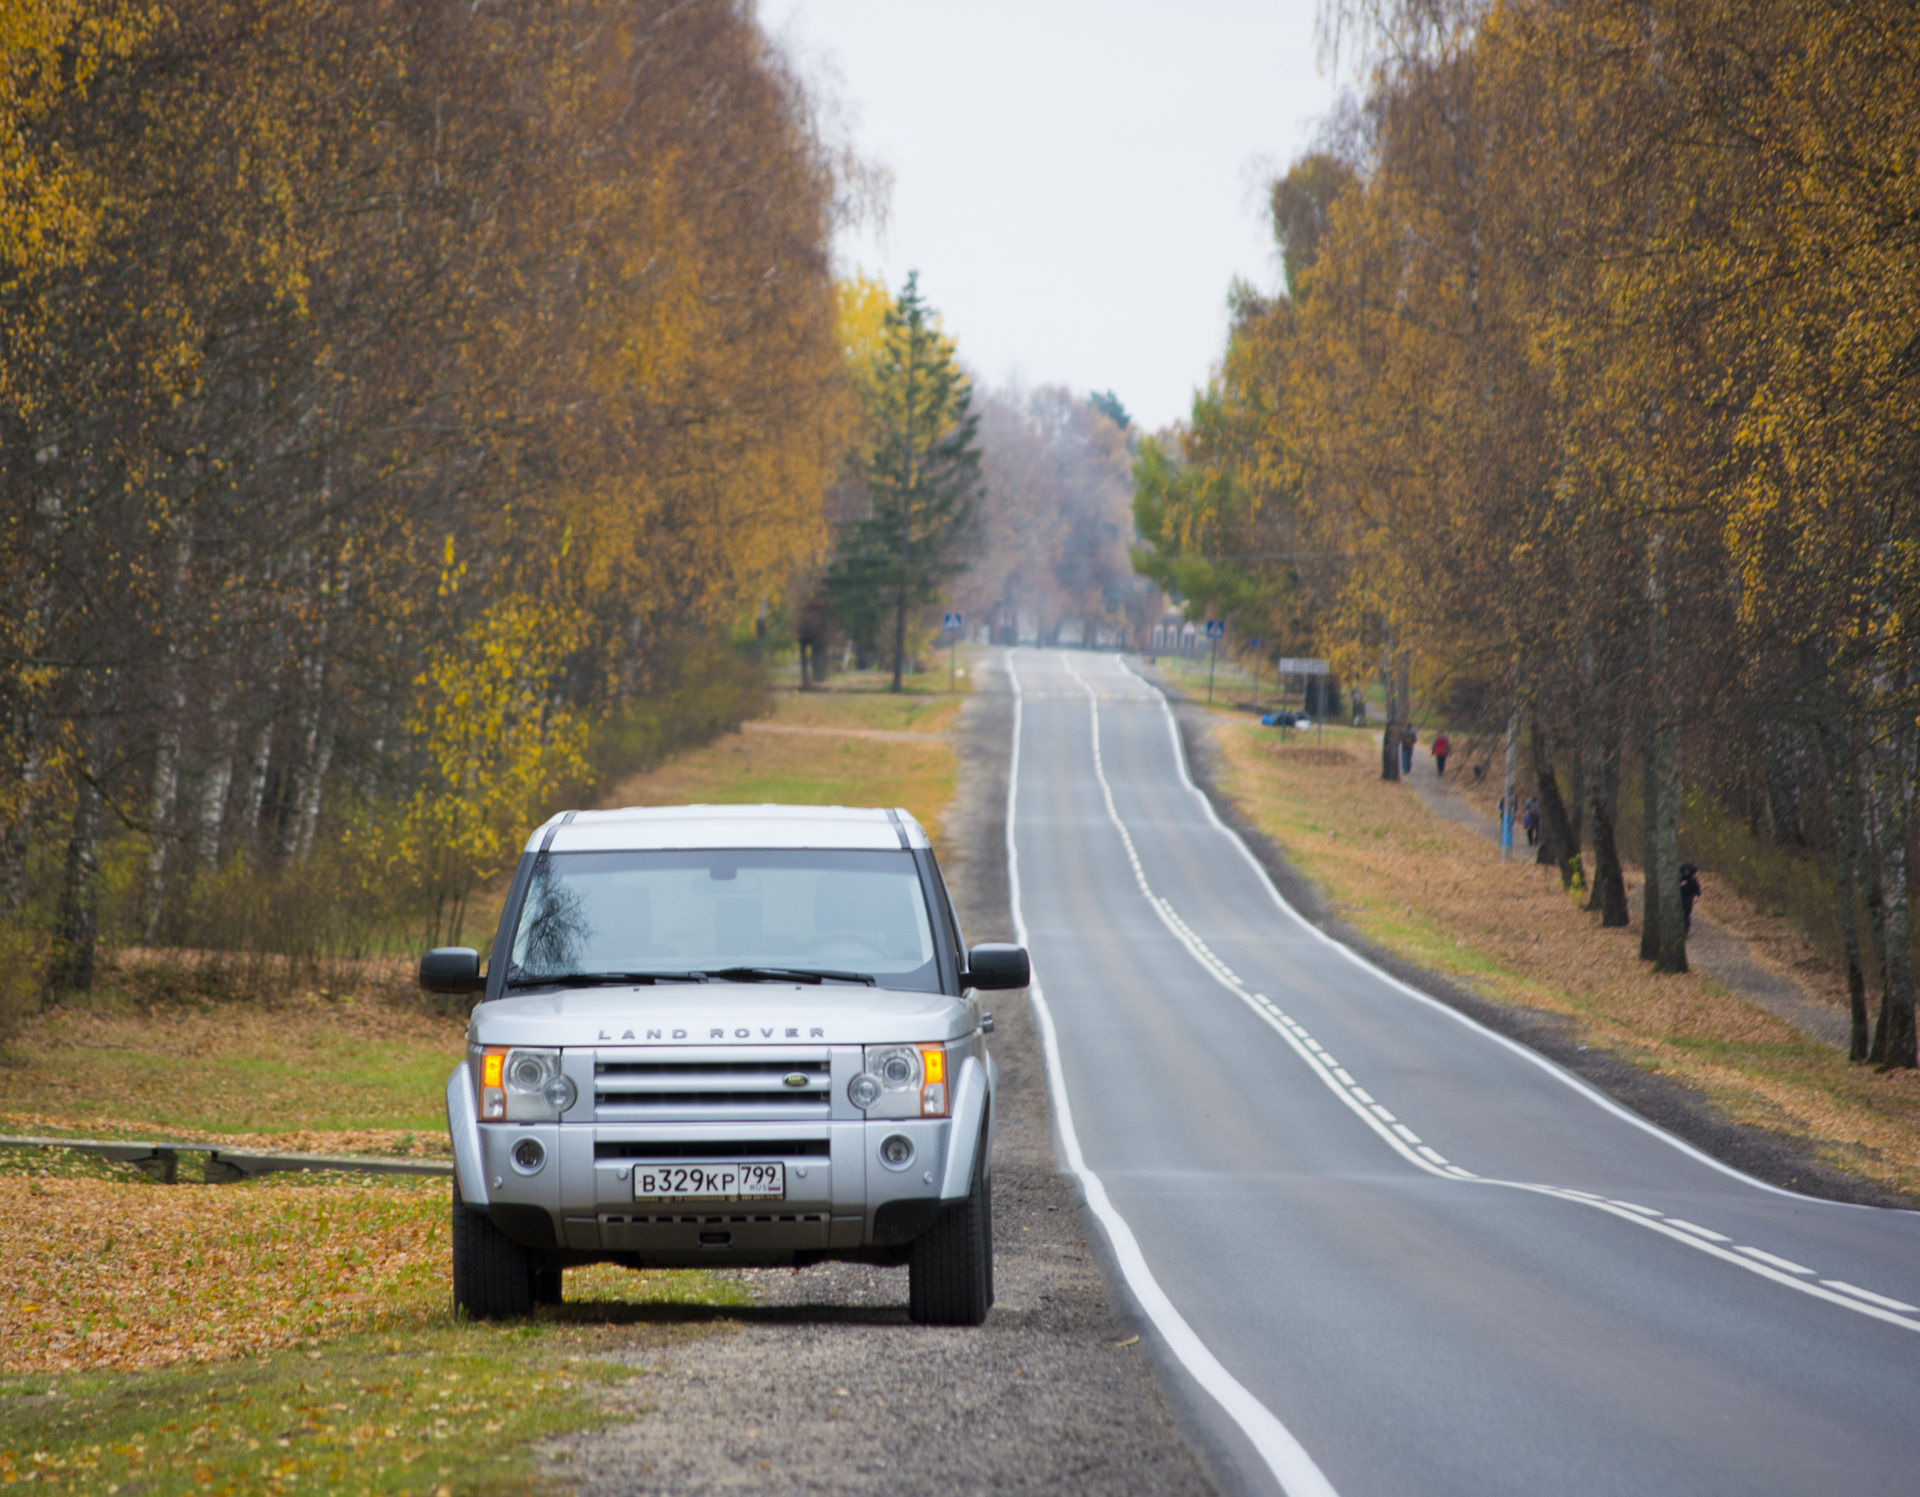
[1056,652,1920,1338]
[1005,652,1342,1497]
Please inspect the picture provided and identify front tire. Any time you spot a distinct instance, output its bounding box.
[451,1179,533,1320]
[908,1130,993,1326]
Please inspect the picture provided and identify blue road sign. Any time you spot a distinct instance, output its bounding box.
[943,613,962,631]
[1205,620,1226,640]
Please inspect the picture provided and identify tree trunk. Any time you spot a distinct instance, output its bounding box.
[1567,741,1585,865]
[1867,724,1917,1068]
[1531,722,1581,890]
[1818,717,1872,1061]
[1587,771,1631,926]
[1,704,39,913]
[294,724,334,864]
[141,683,187,943]
[1639,734,1688,971]
[1640,537,1687,972]
[50,765,105,997]
[280,652,328,862]
[890,579,907,694]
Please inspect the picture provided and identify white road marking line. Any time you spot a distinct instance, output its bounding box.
[1822,1281,1920,1313]
[1110,655,1912,1216]
[1333,1069,1356,1085]
[1418,1146,1451,1166]
[1370,1105,1398,1123]
[1392,1124,1423,1145]
[1666,1220,1732,1243]
[1006,654,1342,1497]
[1736,1246,1814,1275]
[1351,1088,1377,1105]
[1058,652,1920,1337]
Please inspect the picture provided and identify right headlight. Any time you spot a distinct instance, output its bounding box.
[477,1046,573,1120]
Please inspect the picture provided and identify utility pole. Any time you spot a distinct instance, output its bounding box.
[1205,620,1224,705]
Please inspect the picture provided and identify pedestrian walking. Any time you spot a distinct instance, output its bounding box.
[1432,732,1451,777]
[1522,793,1540,847]
[1400,723,1417,774]
[1679,862,1702,934]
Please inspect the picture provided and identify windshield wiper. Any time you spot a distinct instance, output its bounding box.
[698,966,877,986]
[507,971,705,988]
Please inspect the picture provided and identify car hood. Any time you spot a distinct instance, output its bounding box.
[466,983,977,1049]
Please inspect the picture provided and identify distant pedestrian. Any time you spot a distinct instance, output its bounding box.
[1522,794,1540,847]
[1432,732,1451,777]
[1400,723,1416,774]
[1679,862,1702,934]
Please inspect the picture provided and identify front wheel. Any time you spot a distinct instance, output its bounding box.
[908,1133,993,1326]
[451,1179,533,1320]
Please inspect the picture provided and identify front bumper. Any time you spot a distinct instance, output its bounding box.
[446,1057,989,1264]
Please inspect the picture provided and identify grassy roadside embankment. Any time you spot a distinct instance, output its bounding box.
[0,675,966,1493]
[1194,708,1920,1199]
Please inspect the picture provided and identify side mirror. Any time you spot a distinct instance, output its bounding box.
[419,946,485,994]
[964,942,1030,991]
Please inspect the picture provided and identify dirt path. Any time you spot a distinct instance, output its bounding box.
[542,672,1217,1495]
[1399,751,1853,1051]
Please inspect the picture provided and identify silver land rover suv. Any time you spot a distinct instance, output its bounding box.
[419,803,1027,1326]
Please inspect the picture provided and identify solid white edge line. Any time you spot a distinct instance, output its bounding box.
[1111,653,1912,1216]
[1004,650,1341,1497]
[1071,652,1920,1334]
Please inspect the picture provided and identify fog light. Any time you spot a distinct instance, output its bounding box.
[511,1137,546,1174]
[879,1134,914,1168]
[848,1073,882,1109]
[542,1074,577,1113]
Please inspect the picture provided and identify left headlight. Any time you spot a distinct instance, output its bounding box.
[852,1044,950,1118]
[477,1047,574,1120]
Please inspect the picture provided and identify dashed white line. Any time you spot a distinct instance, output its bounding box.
[1736,1246,1815,1275]
[1822,1281,1920,1313]
[1052,651,1920,1340]
[1666,1220,1733,1243]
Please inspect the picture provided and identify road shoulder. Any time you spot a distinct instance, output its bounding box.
[543,664,1218,1494]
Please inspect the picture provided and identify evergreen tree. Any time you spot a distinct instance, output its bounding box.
[829,272,982,692]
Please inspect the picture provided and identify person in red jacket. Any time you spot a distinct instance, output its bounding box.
[1432,732,1451,776]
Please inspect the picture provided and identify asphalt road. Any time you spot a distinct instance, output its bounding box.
[1006,647,1920,1497]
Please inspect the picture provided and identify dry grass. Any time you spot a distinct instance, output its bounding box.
[0,991,466,1142]
[603,685,960,853]
[1208,715,1920,1197]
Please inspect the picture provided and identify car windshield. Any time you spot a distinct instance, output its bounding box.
[507,847,940,991]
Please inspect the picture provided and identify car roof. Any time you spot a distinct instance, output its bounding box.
[523,803,931,855]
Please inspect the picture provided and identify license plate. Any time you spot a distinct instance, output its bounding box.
[632,1161,785,1201]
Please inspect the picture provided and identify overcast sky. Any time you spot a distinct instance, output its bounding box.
[758,0,1341,433]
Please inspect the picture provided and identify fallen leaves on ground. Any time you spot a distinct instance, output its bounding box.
[1,1176,450,1374]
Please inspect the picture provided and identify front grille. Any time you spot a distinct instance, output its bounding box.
[594,1138,830,1161]
[594,1051,832,1121]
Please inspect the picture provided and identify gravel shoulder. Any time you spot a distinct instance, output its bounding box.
[543,661,1218,1495]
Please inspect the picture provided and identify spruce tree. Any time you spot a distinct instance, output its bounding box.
[829,272,982,691]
